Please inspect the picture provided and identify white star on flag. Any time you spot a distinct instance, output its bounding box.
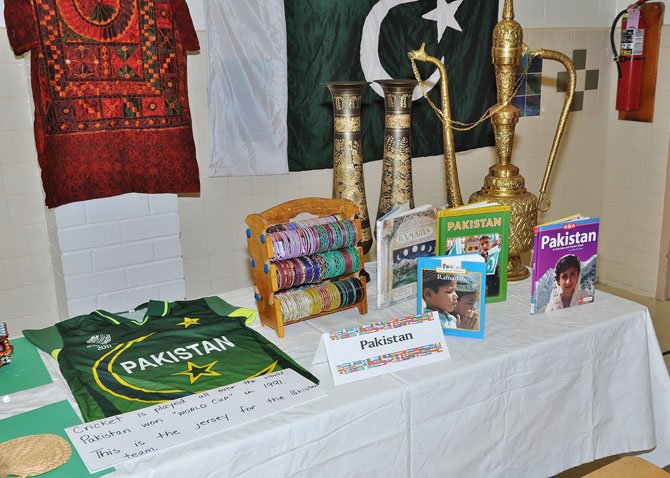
[422,0,464,42]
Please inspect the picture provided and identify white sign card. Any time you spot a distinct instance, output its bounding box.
[322,311,450,386]
[65,369,325,473]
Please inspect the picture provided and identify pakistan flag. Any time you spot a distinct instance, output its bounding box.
[285,0,499,171]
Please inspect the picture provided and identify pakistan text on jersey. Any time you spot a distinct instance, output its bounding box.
[120,336,235,374]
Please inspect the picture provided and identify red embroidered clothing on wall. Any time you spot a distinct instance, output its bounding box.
[4,0,201,208]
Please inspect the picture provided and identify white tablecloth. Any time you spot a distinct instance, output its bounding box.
[2,276,669,478]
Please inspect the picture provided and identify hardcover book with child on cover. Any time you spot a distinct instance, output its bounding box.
[530,216,600,315]
[436,202,510,303]
[417,255,486,339]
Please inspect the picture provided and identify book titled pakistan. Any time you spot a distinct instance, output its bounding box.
[530,215,600,315]
[376,203,436,309]
[436,202,510,303]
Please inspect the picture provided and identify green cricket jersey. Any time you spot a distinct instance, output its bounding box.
[23,297,319,422]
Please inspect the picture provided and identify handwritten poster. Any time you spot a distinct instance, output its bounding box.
[65,369,325,473]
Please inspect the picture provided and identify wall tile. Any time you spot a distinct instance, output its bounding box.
[85,194,150,223]
[121,213,181,241]
[1,163,42,196]
[184,256,211,285]
[0,98,32,131]
[21,282,57,316]
[67,297,99,318]
[0,229,15,259]
[65,270,128,299]
[513,0,545,28]
[149,194,179,214]
[546,0,599,28]
[0,258,19,290]
[92,242,156,271]
[58,222,122,252]
[202,199,231,229]
[181,231,208,259]
[0,131,38,164]
[127,259,183,288]
[153,237,183,260]
[205,226,234,255]
[61,250,94,276]
[98,286,162,313]
[209,252,236,280]
[17,253,53,286]
[227,177,254,198]
[54,202,87,228]
[6,194,45,226]
[159,279,187,301]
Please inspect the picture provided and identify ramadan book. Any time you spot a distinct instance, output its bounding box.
[375,203,436,309]
[436,202,510,303]
[417,255,486,339]
[530,215,600,315]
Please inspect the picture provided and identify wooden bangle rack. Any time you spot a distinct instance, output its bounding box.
[245,197,368,338]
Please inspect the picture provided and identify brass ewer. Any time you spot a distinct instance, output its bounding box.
[469,0,576,280]
[375,79,418,221]
[410,0,576,281]
[407,45,463,209]
[325,81,373,253]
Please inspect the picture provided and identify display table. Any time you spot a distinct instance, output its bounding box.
[2,277,669,477]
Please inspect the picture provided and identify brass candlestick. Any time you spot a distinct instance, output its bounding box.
[469,0,576,280]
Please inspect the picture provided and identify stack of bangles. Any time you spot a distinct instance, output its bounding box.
[274,247,362,290]
[0,322,12,367]
[268,220,359,261]
[266,214,341,233]
[276,277,365,323]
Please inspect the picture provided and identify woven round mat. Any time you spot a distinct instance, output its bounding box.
[0,434,71,478]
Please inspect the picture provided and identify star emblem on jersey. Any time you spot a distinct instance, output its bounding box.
[177,317,200,328]
[173,360,221,384]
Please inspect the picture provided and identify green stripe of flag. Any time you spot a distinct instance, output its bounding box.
[285,0,498,172]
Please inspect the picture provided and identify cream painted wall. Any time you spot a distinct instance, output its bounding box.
[599,28,670,296]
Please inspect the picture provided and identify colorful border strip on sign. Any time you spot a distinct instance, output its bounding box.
[329,313,435,341]
[335,343,444,375]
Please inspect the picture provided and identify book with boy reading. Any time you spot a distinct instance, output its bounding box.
[530,214,600,315]
[417,255,486,339]
[436,202,510,303]
[376,202,436,309]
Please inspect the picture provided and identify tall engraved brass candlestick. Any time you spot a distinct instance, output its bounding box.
[325,81,373,253]
[376,79,418,221]
[468,0,576,280]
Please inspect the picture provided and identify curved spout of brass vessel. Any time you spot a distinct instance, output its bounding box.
[408,43,463,207]
[528,49,577,212]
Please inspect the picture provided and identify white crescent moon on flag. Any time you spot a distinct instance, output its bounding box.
[360,0,442,100]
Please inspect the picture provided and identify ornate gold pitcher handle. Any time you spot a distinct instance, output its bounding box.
[528,49,576,212]
[407,44,463,208]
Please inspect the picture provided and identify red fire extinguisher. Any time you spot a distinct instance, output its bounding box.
[611,1,649,111]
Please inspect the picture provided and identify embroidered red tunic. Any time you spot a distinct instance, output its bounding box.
[4,0,201,208]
